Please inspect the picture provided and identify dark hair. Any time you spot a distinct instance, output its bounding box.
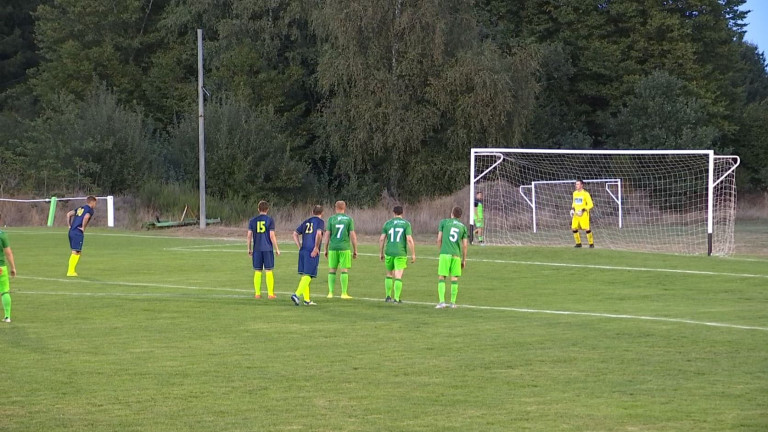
[312,205,323,215]
[393,205,404,215]
[452,206,463,218]
[576,179,584,184]
[258,201,270,212]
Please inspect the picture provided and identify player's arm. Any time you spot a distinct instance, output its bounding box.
[311,230,323,258]
[436,231,443,250]
[4,246,16,277]
[585,192,594,212]
[80,213,92,231]
[246,230,253,256]
[323,230,330,257]
[293,231,301,248]
[407,235,416,263]
[461,238,468,268]
[378,233,386,261]
[350,230,358,259]
[269,230,280,255]
[66,210,75,228]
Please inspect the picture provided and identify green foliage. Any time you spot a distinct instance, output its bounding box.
[1,0,768,203]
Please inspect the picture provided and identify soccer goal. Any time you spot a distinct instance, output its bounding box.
[470,149,740,255]
[0,196,115,227]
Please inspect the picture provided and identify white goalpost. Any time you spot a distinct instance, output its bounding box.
[470,149,740,256]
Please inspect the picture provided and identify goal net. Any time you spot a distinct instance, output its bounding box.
[470,149,740,255]
[0,196,115,228]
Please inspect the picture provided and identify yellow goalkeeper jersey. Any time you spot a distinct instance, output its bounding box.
[572,190,593,213]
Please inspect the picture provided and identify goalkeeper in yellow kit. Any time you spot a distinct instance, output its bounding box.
[571,179,594,248]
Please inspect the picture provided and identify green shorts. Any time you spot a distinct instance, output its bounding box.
[385,255,408,271]
[438,254,462,277]
[0,266,9,293]
[474,219,484,229]
[328,250,352,269]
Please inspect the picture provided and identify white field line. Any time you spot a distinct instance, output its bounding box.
[166,247,768,279]
[15,276,768,332]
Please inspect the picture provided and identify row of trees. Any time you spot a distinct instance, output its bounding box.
[1,0,767,204]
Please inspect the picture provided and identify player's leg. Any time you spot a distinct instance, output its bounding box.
[476,220,484,244]
[436,255,450,308]
[67,231,84,276]
[584,216,594,247]
[571,217,581,247]
[339,250,352,299]
[253,252,264,298]
[392,257,407,302]
[1,266,10,322]
[384,256,394,301]
[327,250,339,298]
[264,252,276,298]
[302,254,319,305]
[449,257,462,307]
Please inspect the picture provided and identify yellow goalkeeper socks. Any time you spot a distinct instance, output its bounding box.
[573,231,581,245]
[586,231,594,245]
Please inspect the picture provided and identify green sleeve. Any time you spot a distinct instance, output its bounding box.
[0,232,8,249]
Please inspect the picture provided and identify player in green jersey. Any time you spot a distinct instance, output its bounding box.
[436,206,468,309]
[378,205,416,303]
[324,201,358,299]
[472,191,484,245]
[0,215,17,323]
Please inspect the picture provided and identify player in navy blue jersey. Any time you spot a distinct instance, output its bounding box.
[66,196,97,277]
[291,205,325,306]
[247,201,281,299]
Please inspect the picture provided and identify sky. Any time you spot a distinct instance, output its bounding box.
[742,0,768,57]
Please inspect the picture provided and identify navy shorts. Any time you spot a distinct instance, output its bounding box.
[252,251,275,270]
[69,229,85,252]
[298,249,320,278]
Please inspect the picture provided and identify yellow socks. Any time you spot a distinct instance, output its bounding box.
[266,271,275,297]
[67,253,80,276]
[254,271,262,297]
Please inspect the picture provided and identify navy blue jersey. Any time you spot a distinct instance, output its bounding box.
[70,204,94,231]
[248,214,275,251]
[296,216,324,251]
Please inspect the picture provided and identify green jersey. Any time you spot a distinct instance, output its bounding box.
[0,230,8,267]
[328,213,355,251]
[382,217,412,257]
[438,218,467,256]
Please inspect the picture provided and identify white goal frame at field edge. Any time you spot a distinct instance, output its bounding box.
[519,178,623,232]
[470,149,740,256]
[0,196,115,227]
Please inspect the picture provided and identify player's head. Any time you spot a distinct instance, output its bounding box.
[393,205,404,216]
[451,206,463,218]
[258,201,270,213]
[335,201,346,212]
[575,179,584,191]
[312,205,323,216]
[476,191,483,199]
[86,195,97,208]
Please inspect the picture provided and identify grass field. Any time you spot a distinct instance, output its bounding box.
[1,227,767,431]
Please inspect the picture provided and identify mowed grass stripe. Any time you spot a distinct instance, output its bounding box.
[16,275,768,332]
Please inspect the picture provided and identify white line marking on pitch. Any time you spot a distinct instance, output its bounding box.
[15,276,768,332]
[165,247,768,279]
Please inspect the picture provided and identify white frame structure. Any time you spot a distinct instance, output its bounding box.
[0,196,115,227]
[519,179,623,232]
[470,149,740,255]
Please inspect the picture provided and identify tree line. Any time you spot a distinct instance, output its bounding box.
[1,0,767,205]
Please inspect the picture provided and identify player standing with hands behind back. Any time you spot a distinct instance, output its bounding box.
[436,206,468,309]
[66,196,97,277]
[571,179,594,248]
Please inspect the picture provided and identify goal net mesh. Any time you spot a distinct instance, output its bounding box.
[472,151,738,255]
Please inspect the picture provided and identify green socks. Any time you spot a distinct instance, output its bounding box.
[328,273,336,294]
[394,279,402,301]
[438,280,446,303]
[340,272,349,295]
[451,282,458,304]
[385,277,393,298]
[1,292,10,318]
